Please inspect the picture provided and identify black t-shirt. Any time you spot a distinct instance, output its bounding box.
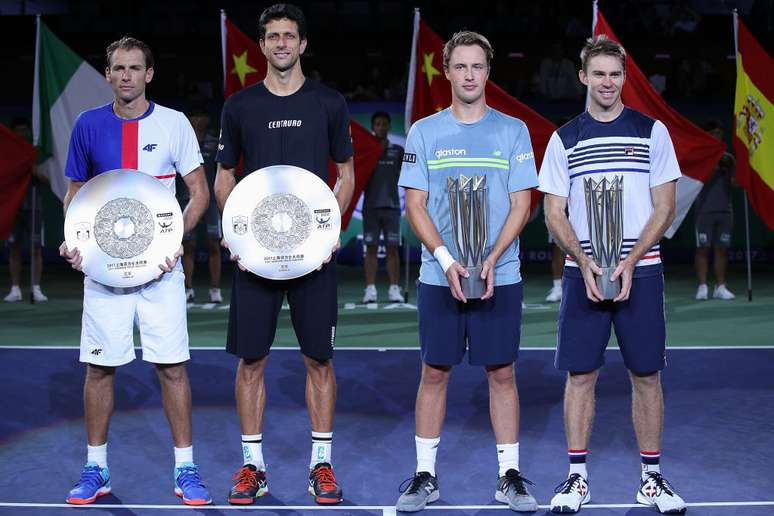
[364,143,403,210]
[216,79,353,181]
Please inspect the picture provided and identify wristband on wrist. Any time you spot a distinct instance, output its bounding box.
[433,245,456,273]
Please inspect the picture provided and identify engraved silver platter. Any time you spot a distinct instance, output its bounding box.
[64,169,184,287]
[222,165,341,279]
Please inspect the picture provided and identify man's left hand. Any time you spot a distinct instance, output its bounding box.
[318,238,341,271]
[479,256,496,300]
[610,257,635,302]
[158,245,183,277]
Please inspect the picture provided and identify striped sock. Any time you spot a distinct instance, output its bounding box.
[241,434,265,470]
[311,431,333,468]
[641,450,661,480]
[568,449,588,479]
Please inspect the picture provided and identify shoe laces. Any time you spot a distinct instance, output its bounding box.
[500,469,535,495]
[554,473,585,494]
[312,463,338,491]
[75,465,105,488]
[232,466,259,490]
[176,465,206,490]
[399,472,433,495]
[644,472,676,496]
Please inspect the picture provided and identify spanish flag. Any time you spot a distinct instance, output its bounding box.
[405,9,556,214]
[733,14,774,231]
[219,11,383,230]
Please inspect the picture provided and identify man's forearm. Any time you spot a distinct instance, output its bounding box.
[406,201,444,254]
[182,193,208,234]
[545,207,589,266]
[333,159,355,215]
[214,166,236,213]
[487,192,530,263]
[622,205,674,265]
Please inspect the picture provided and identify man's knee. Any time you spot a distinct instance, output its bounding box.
[420,363,451,387]
[86,363,115,383]
[630,370,661,391]
[485,363,515,388]
[156,362,188,384]
[238,357,268,384]
[567,370,599,391]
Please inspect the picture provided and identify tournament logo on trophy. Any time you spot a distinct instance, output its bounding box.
[447,175,489,299]
[584,176,624,299]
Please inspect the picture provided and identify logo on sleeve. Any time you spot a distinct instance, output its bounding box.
[403,152,417,164]
[515,151,534,163]
[142,143,158,152]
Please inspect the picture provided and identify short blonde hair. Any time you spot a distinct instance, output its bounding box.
[443,31,493,70]
[580,35,626,73]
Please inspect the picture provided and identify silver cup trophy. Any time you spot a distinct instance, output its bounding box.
[584,176,624,300]
[447,175,488,299]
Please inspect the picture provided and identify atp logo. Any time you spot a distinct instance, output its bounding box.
[142,143,158,152]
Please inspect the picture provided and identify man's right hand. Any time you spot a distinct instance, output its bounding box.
[59,241,83,271]
[445,261,469,303]
[221,239,246,272]
[579,257,603,302]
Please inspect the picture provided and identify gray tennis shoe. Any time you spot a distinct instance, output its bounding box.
[495,469,538,512]
[396,471,439,512]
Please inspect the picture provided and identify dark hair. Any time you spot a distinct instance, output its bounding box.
[10,116,30,129]
[703,119,722,132]
[259,4,307,40]
[580,35,625,73]
[371,111,391,125]
[106,36,154,69]
[443,31,494,70]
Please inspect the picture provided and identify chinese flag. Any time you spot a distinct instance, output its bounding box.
[593,5,726,236]
[733,14,774,230]
[405,10,556,214]
[220,12,382,229]
[0,123,36,240]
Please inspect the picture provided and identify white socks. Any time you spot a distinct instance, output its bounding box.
[174,445,193,468]
[496,442,520,477]
[415,436,440,476]
[241,434,265,470]
[311,431,333,468]
[87,443,107,468]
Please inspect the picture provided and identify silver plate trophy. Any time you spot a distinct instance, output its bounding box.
[584,176,624,299]
[448,175,489,299]
[64,169,184,288]
[222,165,341,280]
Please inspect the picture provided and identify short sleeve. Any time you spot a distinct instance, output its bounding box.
[216,97,241,168]
[507,122,539,192]
[174,112,203,177]
[398,124,429,192]
[64,114,91,182]
[538,131,570,197]
[649,120,681,187]
[328,93,354,163]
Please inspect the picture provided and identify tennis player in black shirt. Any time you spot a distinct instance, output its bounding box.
[215,3,354,506]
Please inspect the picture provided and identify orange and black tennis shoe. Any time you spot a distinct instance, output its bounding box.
[308,462,342,504]
[228,464,268,505]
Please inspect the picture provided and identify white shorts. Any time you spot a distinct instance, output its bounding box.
[80,264,190,366]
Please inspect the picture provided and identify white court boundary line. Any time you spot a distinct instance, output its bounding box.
[1,345,773,351]
[1,501,773,511]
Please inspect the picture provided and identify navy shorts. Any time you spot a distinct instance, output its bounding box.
[556,264,666,374]
[362,207,401,247]
[227,261,337,361]
[417,281,523,366]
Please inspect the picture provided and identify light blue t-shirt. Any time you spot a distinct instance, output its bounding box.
[399,107,539,286]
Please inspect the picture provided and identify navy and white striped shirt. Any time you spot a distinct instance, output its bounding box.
[538,107,681,267]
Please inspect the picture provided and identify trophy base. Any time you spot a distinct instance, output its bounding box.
[596,266,621,300]
[461,266,485,299]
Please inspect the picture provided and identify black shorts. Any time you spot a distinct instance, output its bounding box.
[362,207,401,247]
[226,261,338,361]
[695,211,732,248]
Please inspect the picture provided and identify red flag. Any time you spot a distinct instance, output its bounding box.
[733,14,774,230]
[593,4,726,237]
[405,10,556,213]
[220,12,382,229]
[0,123,37,240]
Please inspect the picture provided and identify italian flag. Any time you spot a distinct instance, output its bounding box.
[32,17,112,200]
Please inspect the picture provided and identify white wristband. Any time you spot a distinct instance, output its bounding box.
[433,245,456,273]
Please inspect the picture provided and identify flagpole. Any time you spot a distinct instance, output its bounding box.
[30,15,42,305]
[220,10,228,95]
[404,8,420,133]
[733,10,753,302]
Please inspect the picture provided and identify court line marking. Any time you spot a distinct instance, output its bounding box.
[1,501,773,510]
[1,345,773,351]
